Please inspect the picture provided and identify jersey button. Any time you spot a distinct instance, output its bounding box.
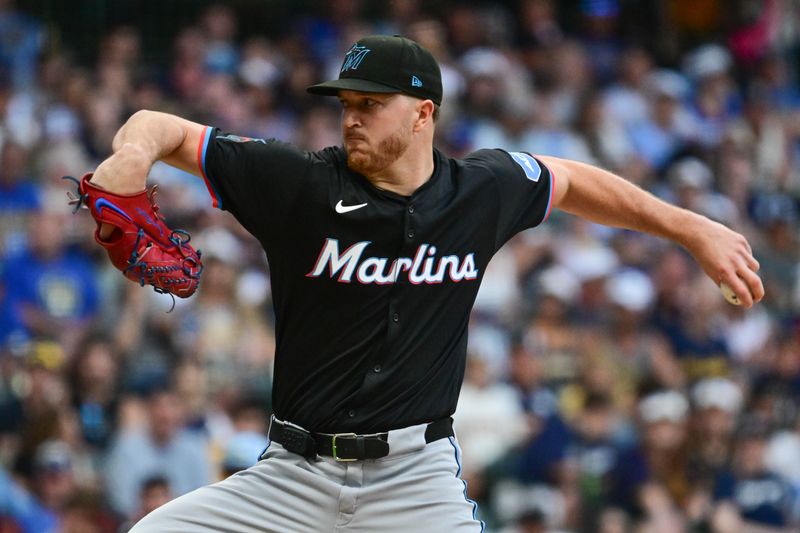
[348,409,356,418]
[407,229,415,239]
[392,313,400,323]
[373,364,382,373]
[407,205,415,214]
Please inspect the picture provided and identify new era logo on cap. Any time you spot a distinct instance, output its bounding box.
[411,76,422,87]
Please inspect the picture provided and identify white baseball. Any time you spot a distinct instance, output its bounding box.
[720,282,741,306]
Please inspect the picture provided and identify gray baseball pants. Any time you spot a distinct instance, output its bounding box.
[128,421,484,532]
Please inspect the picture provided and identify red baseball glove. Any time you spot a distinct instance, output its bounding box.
[65,173,202,301]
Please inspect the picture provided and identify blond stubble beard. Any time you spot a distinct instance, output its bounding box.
[346,120,413,177]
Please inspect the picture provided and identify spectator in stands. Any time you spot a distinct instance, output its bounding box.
[13,341,69,473]
[0,2,796,530]
[104,386,211,518]
[712,418,795,532]
[0,439,81,533]
[0,0,42,90]
[609,389,690,531]
[455,354,529,492]
[117,475,172,532]
[566,392,624,532]
[67,333,119,451]
[627,69,695,171]
[690,377,744,476]
[0,142,39,212]
[0,204,100,349]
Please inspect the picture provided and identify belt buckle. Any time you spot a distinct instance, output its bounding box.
[332,433,358,462]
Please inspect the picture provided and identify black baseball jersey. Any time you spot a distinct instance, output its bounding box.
[197,127,553,433]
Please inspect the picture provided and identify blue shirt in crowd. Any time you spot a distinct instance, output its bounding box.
[0,246,99,344]
[713,470,794,527]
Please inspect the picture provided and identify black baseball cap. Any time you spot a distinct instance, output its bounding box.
[307,35,443,106]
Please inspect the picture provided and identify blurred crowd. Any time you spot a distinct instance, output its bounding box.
[0,0,799,531]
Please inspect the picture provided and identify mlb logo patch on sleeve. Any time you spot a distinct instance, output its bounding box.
[509,152,542,182]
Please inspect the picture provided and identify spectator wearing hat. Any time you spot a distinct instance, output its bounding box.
[0,439,78,533]
[33,440,81,515]
[683,45,741,150]
[12,341,70,476]
[665,157,739,226]
[0,2,796,531]
[711,418,796,532]
[607,389,691,531]
[690,377,744,474]
[683,377,746,525]
[626,69,696,171]
[595,268,684,393]
[9,439,89,533]
[765,411,800,508]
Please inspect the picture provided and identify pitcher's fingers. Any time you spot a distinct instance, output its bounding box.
[721,270,754,308]
[742,252,760,272]
[738,267,764,303]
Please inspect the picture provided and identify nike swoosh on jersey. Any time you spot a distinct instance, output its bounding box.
[335,200,368,214]
[95,198,133,221]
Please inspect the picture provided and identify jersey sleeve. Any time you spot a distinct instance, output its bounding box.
[196,127,312,237]
[466,149,554,248]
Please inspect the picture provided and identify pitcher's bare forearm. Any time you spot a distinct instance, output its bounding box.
[91,110,205,193]
[540,156,701,242]
[540,155,764,307]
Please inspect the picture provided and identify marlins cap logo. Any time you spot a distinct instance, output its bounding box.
[341,44,371,72]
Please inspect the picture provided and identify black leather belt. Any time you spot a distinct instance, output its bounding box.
[268,417,454,461]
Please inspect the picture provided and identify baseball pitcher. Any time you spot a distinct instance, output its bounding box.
[71,36,763,532]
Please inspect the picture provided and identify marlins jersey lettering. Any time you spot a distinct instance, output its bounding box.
[197,127,553,433]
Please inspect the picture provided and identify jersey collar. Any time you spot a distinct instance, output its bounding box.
[344,148,446,203]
